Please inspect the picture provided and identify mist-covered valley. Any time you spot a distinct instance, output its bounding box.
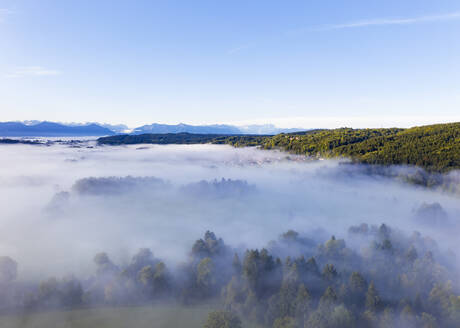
[0,142,459,327]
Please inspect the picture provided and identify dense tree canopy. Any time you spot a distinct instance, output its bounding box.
[203,310,242,328]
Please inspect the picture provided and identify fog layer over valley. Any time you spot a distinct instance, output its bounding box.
[0,143,458,279]
[1,143,460,327]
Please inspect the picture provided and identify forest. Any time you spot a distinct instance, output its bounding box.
[97,122,460,173]
[96,133,242,145]
[0,223,459,328]
[0,139,42,145]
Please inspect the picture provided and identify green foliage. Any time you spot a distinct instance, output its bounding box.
[253,123,460,173]
[34,276,83,309]
[319,287,338,310]
[0,138,41,145]
[347,272,368,308]
[192,231,228,261]
[273,316,296,328]
[329,305,355,328]
[94,252,118,276]
[137,262,170,298]
[98,133,228,145]
[421,312,438,328]
[305,309,329,328]
[365,282,381,312]
[242,249,281,299]
[294,284,311,326]
[197,258,216,295]
[349,272,367,294]
[322,264,338,283]
[203,310,242,328]
[232,253,242,276]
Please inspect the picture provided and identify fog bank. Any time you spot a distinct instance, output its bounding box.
[0,143,459,280]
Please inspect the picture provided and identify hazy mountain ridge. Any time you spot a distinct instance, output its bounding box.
[0,121,304,137]
[0,121,115,137]
[133,123,241,135]
[132,123,304,135]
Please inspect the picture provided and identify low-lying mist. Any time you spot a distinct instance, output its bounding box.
[0,142,458,282]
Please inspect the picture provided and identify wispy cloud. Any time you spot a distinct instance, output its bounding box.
[5,66,62,78]
[227,44,252,55]
[317,11,460,30]
[0,8,13,22]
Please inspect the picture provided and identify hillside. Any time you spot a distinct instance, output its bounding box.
[252,123,460,173]
[98,122,460,173]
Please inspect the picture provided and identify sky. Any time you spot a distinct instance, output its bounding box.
[0,0,460,128]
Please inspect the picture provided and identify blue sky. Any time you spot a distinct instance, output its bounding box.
[1,0,459,128]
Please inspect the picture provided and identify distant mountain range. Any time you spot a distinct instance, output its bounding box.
[132,123,304,135]
[0,121,305,137]
[0,122,115,137]
[132,123,241,135]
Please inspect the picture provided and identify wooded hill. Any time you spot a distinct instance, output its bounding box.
[97,133,239,145]
[244,123,460,173]
[98,122,460,173]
